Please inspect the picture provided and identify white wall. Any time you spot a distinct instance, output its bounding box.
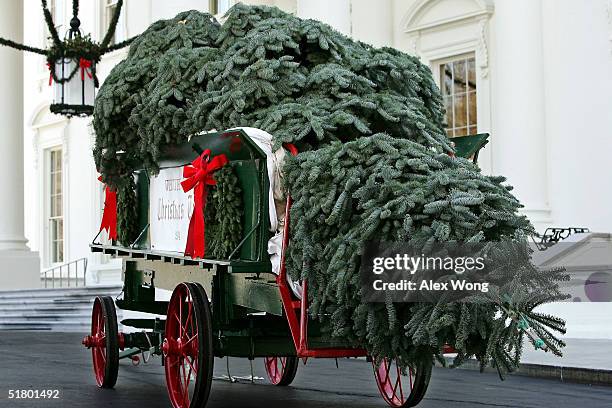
[541,0,612,234]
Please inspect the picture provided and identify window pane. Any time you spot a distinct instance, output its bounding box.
[443,95,453,128]
[55,194,62,217]
[454,93,467,129]
[440,64,453,96]
[467,58,476,91]
[54,173,62,195]
[468,91,477,126]
[453,59,467,94]
[454,127,468,137]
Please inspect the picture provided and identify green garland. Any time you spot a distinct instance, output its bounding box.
[116,176,139,246]
[204,166,243,259]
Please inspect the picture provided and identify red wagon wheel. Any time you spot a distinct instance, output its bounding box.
[163,283,214,408]
[84,296,119,388]
[264,356,298,386]
[373,358,431,408]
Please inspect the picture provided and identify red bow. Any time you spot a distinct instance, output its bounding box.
[181,150,228,259]
[79,58,93,81]
[98,176,117,240]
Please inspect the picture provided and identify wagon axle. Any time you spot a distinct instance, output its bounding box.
[82,332,125,350]
[161,337,198,358]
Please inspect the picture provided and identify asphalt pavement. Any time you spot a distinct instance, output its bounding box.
[0,332,610,408]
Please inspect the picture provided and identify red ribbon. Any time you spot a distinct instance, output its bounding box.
[181,149,228,259]
[79,58,93,81]
[98,176,118,240]
[47,62,52,86]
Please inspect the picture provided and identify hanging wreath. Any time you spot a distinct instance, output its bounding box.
[203,165,244,259]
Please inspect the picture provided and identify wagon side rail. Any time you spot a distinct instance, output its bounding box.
[277,145,367,359]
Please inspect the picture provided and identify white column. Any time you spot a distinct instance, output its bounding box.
[493,0,551,230]
[297,0,351,36]
[0,0,40,289]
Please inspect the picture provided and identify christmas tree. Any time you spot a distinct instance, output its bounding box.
[93,4,567,376]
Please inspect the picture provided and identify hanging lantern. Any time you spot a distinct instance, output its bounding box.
[49,16,98,117]
[0,0,134,118]
[51,56,96,116]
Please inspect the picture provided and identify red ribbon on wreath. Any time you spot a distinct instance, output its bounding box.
[181,149,228,259]
[98,176,118,240]
[79,58,93,81]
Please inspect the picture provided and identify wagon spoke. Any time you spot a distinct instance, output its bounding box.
[184,302,193,339]
[397,364,405,401]
[184,362,193,403]
[180,360,189,404]
[383,359,391,385]
[179,293,183,338]
[274,357,279,378]
[409,367,413,390]
[392,362,402,403]
[185,355,198,376]
[185,333,198,347]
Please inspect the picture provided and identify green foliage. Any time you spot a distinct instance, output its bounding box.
[92,4,567,377]
[116,176,138,246]
[93,4,451,185]
[283,134,568,375]
[204,165,243,259]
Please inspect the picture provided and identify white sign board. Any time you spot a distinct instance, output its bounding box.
[149,167,193,253]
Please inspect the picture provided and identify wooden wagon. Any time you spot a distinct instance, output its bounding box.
[84,129,489,408]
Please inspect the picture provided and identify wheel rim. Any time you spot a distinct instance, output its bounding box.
[373,358,415,407]
[91,298,107,387]
[164,283,200,408]
[264,357,287,385]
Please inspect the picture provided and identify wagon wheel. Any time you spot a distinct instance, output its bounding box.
[264,356,299,386]
[163,283,214,408]
[372,358,431,407]
[86,296,119,388]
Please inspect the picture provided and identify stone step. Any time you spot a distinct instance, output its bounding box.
[0,286,123,332]
[0,304,94,313]
[0,286,121,300]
